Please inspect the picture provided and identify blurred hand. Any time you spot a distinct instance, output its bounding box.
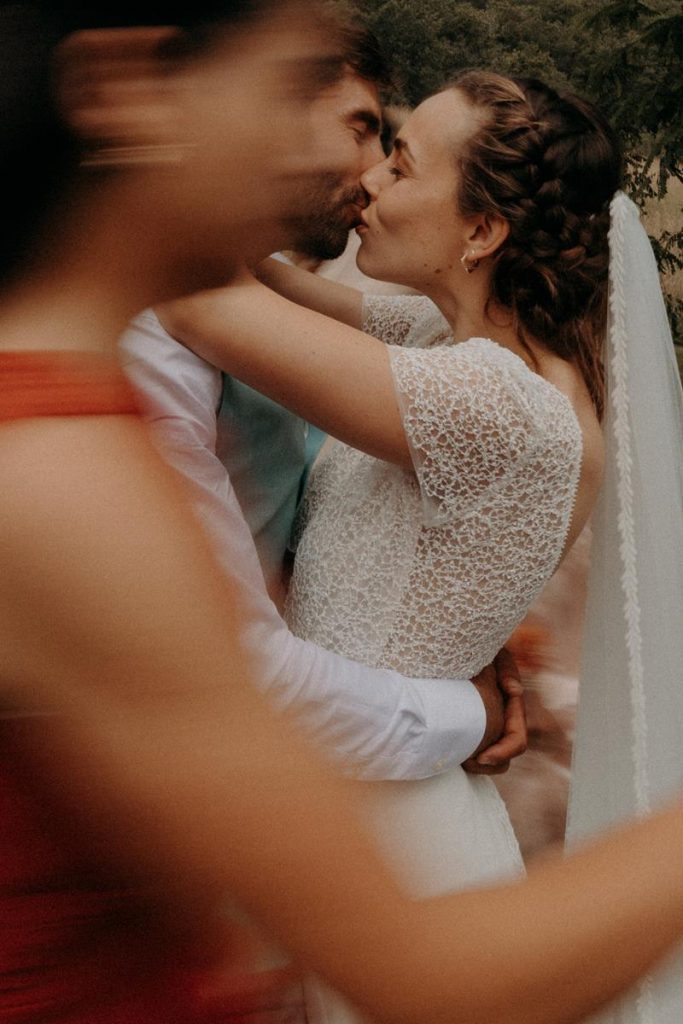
[463,648,527,776]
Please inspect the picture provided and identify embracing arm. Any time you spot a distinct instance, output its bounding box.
[119,314,495,778]
[256,256,364,328]
[4,414,683,1024]
[157,275,413,468]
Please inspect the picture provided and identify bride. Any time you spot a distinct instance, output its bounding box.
[160,71,683,1021]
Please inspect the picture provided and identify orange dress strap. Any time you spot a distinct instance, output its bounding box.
[0,350,139,420]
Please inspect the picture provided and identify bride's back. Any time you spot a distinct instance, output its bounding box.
[529,343,605,556]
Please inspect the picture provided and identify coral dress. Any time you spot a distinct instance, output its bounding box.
[0,351,270,1024]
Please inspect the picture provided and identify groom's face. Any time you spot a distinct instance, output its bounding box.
[285,70,384,261]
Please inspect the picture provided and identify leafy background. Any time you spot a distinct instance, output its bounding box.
[355,0,682,361]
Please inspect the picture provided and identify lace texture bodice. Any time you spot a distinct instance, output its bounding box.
[286,296,583,679]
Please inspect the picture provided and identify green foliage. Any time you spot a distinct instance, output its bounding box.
[357,0,682,343]
[359,0,609,103]
[582,3,682,180]
[579,1,682,342]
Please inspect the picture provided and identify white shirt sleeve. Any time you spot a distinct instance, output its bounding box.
[119,310,486,780]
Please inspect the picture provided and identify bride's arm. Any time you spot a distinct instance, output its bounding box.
[158,275,413,469]
[255,256,364,328]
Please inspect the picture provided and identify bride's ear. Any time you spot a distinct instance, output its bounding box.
[55,26,185,169]
[464,214,510,262]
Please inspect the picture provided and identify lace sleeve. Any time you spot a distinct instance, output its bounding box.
[361,295,445,347]
[387,337,579,527]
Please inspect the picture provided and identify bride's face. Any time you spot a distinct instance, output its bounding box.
[356,89,481,290]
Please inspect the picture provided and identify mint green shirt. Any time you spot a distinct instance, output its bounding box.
[216,376,325,592]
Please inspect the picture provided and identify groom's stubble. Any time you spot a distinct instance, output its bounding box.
[285,171,369,261]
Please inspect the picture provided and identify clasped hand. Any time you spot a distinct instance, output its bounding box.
[463,648,527,776]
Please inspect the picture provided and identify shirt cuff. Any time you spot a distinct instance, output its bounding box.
[419,677,486,773]
[347,677,486,782]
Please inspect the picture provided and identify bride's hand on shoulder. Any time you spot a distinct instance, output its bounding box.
[254,256,363,329]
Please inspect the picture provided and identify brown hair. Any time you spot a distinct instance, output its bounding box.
[448,71,622,418]
[315,3,394,94]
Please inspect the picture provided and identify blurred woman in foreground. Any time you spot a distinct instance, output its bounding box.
[3,4,683,1024]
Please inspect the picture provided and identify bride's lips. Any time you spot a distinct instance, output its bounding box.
[345,202,366,227]
[356,209,370,235]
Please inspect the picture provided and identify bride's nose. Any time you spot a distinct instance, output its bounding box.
[360,157,391,198]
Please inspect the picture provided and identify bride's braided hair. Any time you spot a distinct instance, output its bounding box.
[449,71,622,418]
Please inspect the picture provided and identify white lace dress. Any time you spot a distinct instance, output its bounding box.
[286,295,583,1022]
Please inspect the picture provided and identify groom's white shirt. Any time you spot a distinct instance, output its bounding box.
[119,309,486,780]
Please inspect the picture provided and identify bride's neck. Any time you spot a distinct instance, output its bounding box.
[426,276,530,357]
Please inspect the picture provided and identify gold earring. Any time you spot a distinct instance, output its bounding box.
[460,250,480,274]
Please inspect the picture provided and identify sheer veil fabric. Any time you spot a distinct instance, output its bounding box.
[567,192,683,1022]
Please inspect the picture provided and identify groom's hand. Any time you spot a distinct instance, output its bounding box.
[463,648,527,775]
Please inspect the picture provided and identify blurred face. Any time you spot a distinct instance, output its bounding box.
[164,8,367,271]
[285,70,384,260]
[356,89,481,289]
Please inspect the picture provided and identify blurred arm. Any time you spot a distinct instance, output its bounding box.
[3,413,683,1024]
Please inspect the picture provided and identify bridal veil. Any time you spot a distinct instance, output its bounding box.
[568,192,683,1021]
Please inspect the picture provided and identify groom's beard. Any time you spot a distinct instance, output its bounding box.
[286,174,367,261]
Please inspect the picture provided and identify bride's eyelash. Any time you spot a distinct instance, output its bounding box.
[389,166,403,178]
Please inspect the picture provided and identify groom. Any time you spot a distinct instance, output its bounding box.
[213,28,389,607]
[120,12,525,781]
